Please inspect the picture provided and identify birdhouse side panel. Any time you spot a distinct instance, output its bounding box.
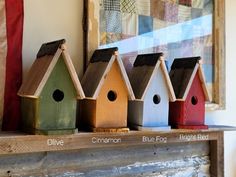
[128,100,144,126]
[79,99,97,128]
[184,75,205,125]
[21,97,39,132]
[38,57,77,130]
[143,69,169,127]
[169,101,185,126]
[96,60,129,128]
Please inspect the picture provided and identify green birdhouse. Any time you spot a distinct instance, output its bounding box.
[18,39,85,135]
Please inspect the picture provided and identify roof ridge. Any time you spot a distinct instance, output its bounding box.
[37,39,65,58]
[133,53,163,67]
[90,47,118,63]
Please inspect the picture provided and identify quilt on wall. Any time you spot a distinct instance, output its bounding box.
[97,0,213,97]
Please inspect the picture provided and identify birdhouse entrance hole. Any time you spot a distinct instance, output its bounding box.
[52,89,64,102]
[107,90,117,102]
[153,94,161,104]
[191,96,198,105]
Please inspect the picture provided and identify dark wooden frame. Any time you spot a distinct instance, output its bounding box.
[83,0,226,110]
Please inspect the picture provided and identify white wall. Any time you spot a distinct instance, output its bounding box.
[23,1,236,176]
[23,0,84,78]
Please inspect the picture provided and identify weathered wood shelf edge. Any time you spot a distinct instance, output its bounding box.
[0,125,234,155]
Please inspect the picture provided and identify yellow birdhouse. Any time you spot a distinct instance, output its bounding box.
[79,47,135,132]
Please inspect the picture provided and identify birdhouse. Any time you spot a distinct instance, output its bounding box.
[18,39,85,135]
[80,47,135,132]
[128,53,176,131]
[169,57,211,129]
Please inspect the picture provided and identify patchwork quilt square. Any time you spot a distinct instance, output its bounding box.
[191,8,203,19]
[179,0,192,7]
[150,0,165,19]
[164,1,178,23]
[153,18,167,30]
[106,33,122,44]
[105,11,122,33]
[103,0,120,11]
[121,34,135,40]
[167,0,179,4]
[121,0,137,13]
[122,13,138,35]
[192,0,204,9]
[138,15,153,35]
[178,5,191,22]
[136,0,151,16]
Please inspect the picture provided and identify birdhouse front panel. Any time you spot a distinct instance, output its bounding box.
[95,60,129,128]
[142,69,169,127]
[184,74,205,125]
[37,56,77,131]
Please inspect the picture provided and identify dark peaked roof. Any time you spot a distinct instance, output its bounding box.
[129,53,176,101]
[169,57,210,101]
[82,47,135,100]
[170,57,200,70]
[37,39,65,58]
[18,39,85,99]
[133,53,163,67]
[81,48,118,97]
[90,47,118,63]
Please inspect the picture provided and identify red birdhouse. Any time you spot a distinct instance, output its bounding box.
[169,57,211,129]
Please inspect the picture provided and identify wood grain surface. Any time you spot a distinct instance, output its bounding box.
[0,127,230,176]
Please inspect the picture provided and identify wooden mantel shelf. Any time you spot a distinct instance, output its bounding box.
[0,125,234,155]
